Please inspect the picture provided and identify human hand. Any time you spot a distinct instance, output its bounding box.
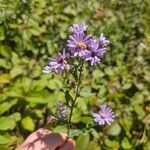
[17,128,75,150]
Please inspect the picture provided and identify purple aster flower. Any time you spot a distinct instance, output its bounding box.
[70,23,88,33]
[84,38,107,65]
[43,51,70,73]
[56,101,68,120]
[99,34,109,47]
[67,32,92,57]
[93,105,115,125]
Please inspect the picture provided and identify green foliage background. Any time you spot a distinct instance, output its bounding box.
[0,0,149,149]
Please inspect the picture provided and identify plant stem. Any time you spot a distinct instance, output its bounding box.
[67,63,83,136]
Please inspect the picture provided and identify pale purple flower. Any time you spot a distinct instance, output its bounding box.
[43,51,70,73]
[70,23,88,33]
[67,32,92,57]
[99,34,109,47]
[84,38,107,65]
[93,105,115,125]
[56,102,68,119]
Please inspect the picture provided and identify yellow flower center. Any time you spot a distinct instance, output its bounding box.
[64,60,68,64]
[77,41,87,49]
[100,112,107,119]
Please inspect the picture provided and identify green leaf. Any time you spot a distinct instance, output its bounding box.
[0,45,12,58]
[104,139,119,148]
[0,74,11,85]
[107,123,121,136]
[10,66,24,78]
[10,113,21,122]
[21,116,35,131]
[134,105,145,118]
[0,59,11,69]
[69,129,82,137]
[53,125,67,134]
[119,117,133,132]
[121,137,132,149]
[107,93,125,100]
[47,79,62,90]
[122,83,132,90]
[25,90,50,104]
[80,116,93,124]
[104,67,114,76]
[34,110,43,118]
[76,133,90,150]
[21,77,32,92]
[80,90,95,98]
[72,108,81,123]
[88,141,101,150]
[0,117,16,131]
[0,135,10,144]
[0,99,17,115]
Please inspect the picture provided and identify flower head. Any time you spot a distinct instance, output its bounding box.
[70,23,88,33]
[99,34,109,47]
[67,32,92,57]
[93,105,115,125]
[84,38,107,65]
[56,101,68,120]
[43,51,70,73]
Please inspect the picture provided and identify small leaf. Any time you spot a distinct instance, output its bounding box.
[80,90,95,98]
[25,90,49,104]
[10,66,24,78]
[0,135,10,144]
[0,74,11,85]
[21,116,35,131]
[76,133,90,150]
[0,117,16,130]
[104,139,119,148]
[107,123,121,136]
[0,99,17,115]
[121,137,132,149]
[47,79,62,90]
[0,45,12,58]
[69,129,82,137]
[134,105,145,118]
[88,141,101,150]
[119,117,133,133]
[10,112,21,122]
[53,125,67,133]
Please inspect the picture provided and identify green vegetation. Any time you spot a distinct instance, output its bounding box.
[0,0,149,149]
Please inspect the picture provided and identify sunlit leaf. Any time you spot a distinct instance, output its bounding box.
[21,116,35,131]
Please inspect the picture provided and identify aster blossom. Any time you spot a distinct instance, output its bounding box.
[67,32,92,57]
[56,101,68,120]
[70,23,88,33]
[93,105,115,125]
[43,51,70,73]
[84,38,107,65]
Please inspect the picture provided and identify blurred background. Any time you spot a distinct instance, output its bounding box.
[0,0,149,149]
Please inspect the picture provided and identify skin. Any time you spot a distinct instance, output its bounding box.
[17,128,75,150]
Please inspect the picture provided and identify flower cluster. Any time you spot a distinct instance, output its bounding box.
[43,23,109,73]
[43,23,114,128]
[67,23,109,65]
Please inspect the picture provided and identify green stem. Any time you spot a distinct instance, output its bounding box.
[67,63,83,136]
